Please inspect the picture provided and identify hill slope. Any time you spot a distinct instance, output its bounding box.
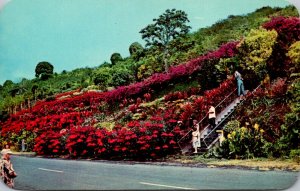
[0,6,299,160]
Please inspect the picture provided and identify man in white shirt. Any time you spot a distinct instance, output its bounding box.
[208,105,216,133]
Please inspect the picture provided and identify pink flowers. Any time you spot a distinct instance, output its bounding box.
[263,16,300,46]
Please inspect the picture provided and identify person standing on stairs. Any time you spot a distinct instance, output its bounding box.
[191,120,200,153]
[208,105,216,134]
[234,70,245,97]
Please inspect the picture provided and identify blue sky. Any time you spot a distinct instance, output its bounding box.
[0,0,297,84]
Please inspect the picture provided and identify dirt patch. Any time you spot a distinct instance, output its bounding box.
[165,155,300,171]
[207,159,299,171]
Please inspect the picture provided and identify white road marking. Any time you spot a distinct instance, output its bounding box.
[38,168,64,173]
[139,182,195,190]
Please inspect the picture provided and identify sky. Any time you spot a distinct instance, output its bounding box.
[0,0,298,84]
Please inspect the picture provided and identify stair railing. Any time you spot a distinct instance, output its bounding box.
[202,83,263,149]
[199,87,237,136]
[177,87,238,151]
[177,112,208,151]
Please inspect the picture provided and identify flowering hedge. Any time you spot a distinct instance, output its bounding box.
[33,117,181,159]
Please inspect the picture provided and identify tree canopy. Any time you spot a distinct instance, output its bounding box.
[35,61,54,80]
[140,9,191,48]
[110,53,123,66]
[140,9,191,71]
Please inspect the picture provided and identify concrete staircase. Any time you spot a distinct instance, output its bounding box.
[200,96,242,150]
[179,96,242,154]
[178,85,261,155]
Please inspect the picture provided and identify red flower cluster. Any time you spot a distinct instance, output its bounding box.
[33,118,181,159]
[263,16,300,47]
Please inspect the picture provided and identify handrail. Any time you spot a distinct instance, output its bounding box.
[177,129,192,144]
[199,87,237,135]
[215,88,237,109]
[177,86,238,149]
[202,106,236,148]
[202,84,262,149]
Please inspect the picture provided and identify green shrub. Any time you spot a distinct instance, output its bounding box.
[219,124,269,159]
[224,120,240,133]
[289,149,300,163]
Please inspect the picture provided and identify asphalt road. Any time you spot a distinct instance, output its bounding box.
[1,156,298,190]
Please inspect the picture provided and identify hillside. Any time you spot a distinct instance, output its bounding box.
[0,5,298,116]
[0,6,299,161]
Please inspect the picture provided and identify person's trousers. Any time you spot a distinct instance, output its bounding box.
[208,117,216,131]
[237,79,245,96]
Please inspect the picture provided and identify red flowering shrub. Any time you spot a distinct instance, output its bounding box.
[143,93,152,102]
[34,130,64,155]
[263,17,300,47]
[269,78,287,98]
[65,126,97,157]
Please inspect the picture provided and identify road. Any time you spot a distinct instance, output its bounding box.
[1,156,298,190]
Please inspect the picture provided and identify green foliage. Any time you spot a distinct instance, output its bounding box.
[224,120,240,133]
[129,42,144,61]
[140,9,191,48]
[237,28,278,78]
[109,68,133,87]
[276,79,300,155]
[35,61,54,79]
[99,61,112,68]
[215,58,237,83]
[274,5,299,17]
[167,36,196,65]
[3,80,14,88]
[93,68,111,87]
[287,41,300,76]
[219,124,268,159]
[140,9,191,71]
[110,53,123,65]
[289,149,300,162]
[137,55,163,80]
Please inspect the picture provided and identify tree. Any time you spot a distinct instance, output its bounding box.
[35,61,54,79]
[140,9,191,71]
[110,53,123,66]
[31,84,38,101]
[129,42,143,55]
[3,80,14,88]
[129,42,144,61]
